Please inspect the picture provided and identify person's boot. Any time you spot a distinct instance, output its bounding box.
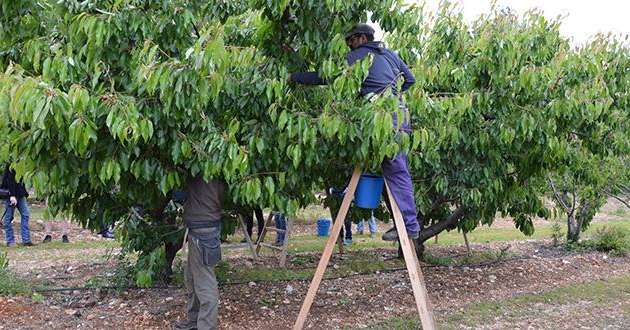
[382,227,398,241]
[100,229,115,239]
[171,319,197,330]
[382,227,419,241]
[20,242,34,247]
[62,235,70,243]
[43,235,52,243]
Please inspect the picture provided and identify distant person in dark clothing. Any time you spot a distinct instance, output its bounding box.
[241,207,264,243]
[2,164,32,247]
[273,212,287,246]
[43,220,70,243]
[328,188,353,245]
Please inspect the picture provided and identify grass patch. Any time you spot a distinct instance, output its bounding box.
[215,250,404,285]
[365,275,630,329]
[422,248,514,267]
[0,252,31,296]
[233,220,630,256]
[421,252,453,266]
[287,235,394,254]
[0,239,119,253]
[611,207,628,217]
[425,221,630,247]
[362,316,420,330]
[225,220,630,257]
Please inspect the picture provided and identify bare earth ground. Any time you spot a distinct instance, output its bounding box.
[0,201,629,329]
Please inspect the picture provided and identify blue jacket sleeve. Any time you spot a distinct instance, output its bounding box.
[290,72,327,85]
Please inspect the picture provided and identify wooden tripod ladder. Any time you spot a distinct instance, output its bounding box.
[293,167,435,329]
[221,215,258,259]
[255,212,291,267]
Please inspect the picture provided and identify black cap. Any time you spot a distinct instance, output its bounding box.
[345,23,375,40]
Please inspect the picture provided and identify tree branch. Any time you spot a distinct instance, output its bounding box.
[547,176,570,212]
[570,178,577,214]
[418,207,467,243]
[603,190,630,209]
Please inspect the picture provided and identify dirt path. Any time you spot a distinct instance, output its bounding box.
[1,239,628,329]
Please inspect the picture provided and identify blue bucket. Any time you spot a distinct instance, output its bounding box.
[316,218,331,237]
[354,174,384,209]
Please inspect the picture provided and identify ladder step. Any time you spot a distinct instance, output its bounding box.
[222,243,250,249]
[265,227,286,233]
[259,242,284,251]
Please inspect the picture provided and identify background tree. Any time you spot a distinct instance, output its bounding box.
[547,36,630,243]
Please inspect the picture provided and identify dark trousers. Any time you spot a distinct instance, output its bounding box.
[340,221,353,240]
[243,207,264,239]
[274,213,286,244]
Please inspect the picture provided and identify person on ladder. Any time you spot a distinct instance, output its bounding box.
[289,23,420,241]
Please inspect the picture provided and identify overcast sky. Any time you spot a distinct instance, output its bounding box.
[405,0,630,46]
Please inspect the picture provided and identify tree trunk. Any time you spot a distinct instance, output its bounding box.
[463,231,471,256]
[152,198,182,283]
[566,213,580,243]
[397,238,425,260]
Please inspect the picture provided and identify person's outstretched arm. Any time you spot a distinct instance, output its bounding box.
[290,49,366,85]
[289,72,327,85]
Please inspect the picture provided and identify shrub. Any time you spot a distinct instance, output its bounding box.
[0,253,31,295]
[587,226,630,256]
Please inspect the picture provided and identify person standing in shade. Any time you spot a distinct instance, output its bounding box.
[43,220,70,243]
[172,175,226,330]
[2,164,32,247]
[340,220,353,245]
[240,207,265,243]
[328,187,353,245]
[356,214,378,238]
[273,212,287,246]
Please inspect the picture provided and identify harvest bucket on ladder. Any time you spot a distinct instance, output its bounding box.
[354,174,384,209]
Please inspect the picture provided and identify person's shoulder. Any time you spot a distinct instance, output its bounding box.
[349,47,371,57]
[347,47,371,64]
[381,47,400,57]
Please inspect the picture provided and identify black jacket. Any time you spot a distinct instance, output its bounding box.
[2,164,28,199]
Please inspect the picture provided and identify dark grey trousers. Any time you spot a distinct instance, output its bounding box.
[184,228,219,330]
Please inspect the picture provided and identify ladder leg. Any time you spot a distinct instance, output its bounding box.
[293,167,362,330]
[337,229,344,255]
[329,204,345,255]
[256,212,274,255]
[279,216,291,267]
[385,181,435,330]
[238,215,258,259]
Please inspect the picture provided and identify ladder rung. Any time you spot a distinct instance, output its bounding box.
[259,242,284,251]
[222,243,250,249]
[265,227,286,233]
